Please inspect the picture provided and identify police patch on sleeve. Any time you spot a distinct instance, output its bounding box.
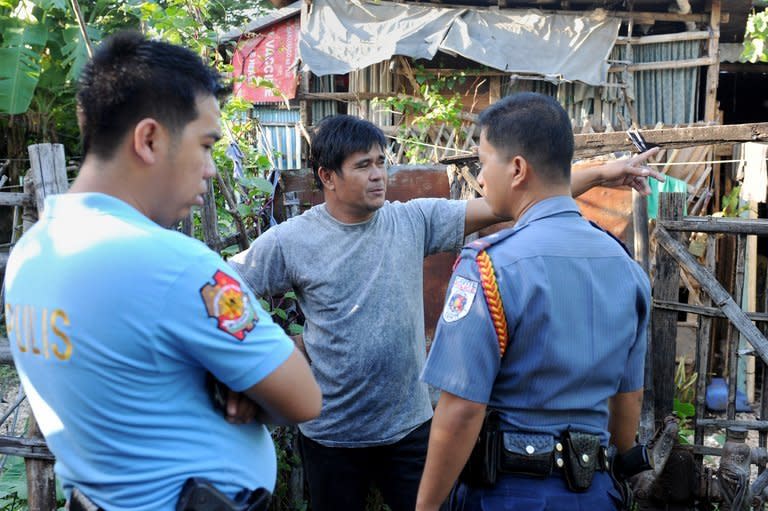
[442,276,479,323]
[200,270,258,340]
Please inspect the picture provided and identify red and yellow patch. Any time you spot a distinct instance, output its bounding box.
[199,270,257,340]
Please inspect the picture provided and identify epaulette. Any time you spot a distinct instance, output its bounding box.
[588,220,632,257]
[460,225,526,258]
[456,227,523,358]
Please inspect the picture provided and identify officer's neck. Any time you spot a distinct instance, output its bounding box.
[510,184,572,222]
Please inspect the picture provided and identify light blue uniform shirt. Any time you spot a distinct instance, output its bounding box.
[4,194,295,511]
[422,196,650,444]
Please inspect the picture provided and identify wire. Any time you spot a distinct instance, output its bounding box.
[646,158,767,167]
[385,135,475,155]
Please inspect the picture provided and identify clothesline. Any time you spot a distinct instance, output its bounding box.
[647,158,767,167]
[386,135,475,155]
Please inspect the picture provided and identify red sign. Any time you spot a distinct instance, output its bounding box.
[232,17,299,103]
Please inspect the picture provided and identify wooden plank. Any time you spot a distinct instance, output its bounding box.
[609,56,716,73]
[660,217,768,235]
[615,31,710,45]
[650,193,685,429]
[654,226,768,365]
[572,122,768,158]
[653,300,768,322]
[440,122,768,164]
[28,144,68,213]
[704,0,722,122]
[0,193,34,207]
[0,436,54,461]
[697,419,768,430]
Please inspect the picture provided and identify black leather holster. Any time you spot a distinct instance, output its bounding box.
[458,409,500,488]
[69,489,102,511]
[177,477,271,511]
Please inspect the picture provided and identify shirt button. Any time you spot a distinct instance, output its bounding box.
[555,442,563,452]
[582,454,590,463]
[525,445,535,454]
[556,457,564,468]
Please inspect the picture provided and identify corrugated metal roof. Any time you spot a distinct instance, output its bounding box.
[220,2,300,43]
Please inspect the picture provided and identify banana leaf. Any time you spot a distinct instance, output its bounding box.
[0,23,48,114]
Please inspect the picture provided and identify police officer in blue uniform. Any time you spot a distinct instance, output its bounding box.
[415,92,651,511]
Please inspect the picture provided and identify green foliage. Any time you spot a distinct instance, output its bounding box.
[741,8,768,63]
[373,65,468,163]
[0,22,47,114]
[673,357,697,445]
[720,186,751,218]
[673,357,698,444]
[0,456,66,510]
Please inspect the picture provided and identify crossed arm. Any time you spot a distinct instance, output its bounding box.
[464,147,663,235]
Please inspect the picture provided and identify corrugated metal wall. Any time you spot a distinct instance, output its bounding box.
[311,74,338,123]
[348,60,395,126]
[503,40,703,130]
[253,108,302,170]
[627,40,702,126]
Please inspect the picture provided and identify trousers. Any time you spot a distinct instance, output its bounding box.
[297,420,430,511]
[449,471,622,511]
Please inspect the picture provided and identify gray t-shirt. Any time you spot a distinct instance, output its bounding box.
[229,199,466,447]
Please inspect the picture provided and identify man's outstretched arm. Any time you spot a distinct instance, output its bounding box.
[464,147,663,235]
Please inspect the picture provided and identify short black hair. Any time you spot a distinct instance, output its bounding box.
[76,30,227,159]
[310,115,387,189]
[478,92,573,184]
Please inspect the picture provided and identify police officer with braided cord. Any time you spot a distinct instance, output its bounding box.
[416,92,651,511]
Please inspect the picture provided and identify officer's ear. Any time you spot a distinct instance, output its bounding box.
[508,155,530,189]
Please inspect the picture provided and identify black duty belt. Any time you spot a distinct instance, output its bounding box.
[498,431,609,492]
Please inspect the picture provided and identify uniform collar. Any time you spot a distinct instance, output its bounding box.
[44,193,157,228]
[515,195,580,230]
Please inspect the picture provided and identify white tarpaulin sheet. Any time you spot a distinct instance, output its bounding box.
[300,0,621,85]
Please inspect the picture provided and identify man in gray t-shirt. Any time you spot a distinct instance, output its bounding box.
[229,115,661,511]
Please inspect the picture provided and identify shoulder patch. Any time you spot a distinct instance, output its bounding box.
[442,276,479,323]
[200,270,258,340]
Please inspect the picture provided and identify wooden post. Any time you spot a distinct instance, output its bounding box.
[650,192,685,428]
[26,143,66,511]
[704,0,721,123]
[24,418,56,511]
[28,144,68,213]
[727,235,746,420]
[694,233,716,464]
